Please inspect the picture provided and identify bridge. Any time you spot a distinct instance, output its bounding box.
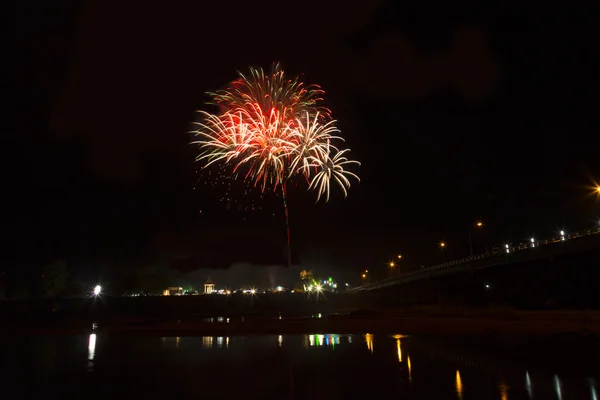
[352,229,600,292]
[351,230,600,308]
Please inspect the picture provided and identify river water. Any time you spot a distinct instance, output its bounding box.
[1,333,599,399]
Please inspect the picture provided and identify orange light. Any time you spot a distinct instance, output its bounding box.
[440,241,446,248]
[389,262,395,268]
[476,221,483,227]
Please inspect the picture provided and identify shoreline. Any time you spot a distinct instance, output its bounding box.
[4,310,600,336]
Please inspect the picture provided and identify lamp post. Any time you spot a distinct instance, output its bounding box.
[439,241,454,262]
[389,254,402,276]
[469,221,484,257]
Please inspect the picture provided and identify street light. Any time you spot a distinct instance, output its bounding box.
[389,260,399,277]
[397,254,402,259]
[93,285,102,296]
[439,241,453,262]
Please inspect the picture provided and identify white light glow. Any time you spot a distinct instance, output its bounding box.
[93,285,101,296]
[88,333,96,360]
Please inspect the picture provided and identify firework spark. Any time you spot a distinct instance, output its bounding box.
[191,63,360,267]
[191,63,360,201]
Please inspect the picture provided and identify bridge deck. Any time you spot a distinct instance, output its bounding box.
[352,230,600,292]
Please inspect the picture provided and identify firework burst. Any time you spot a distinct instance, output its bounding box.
[191,63,360,265]
[192,63,359,199]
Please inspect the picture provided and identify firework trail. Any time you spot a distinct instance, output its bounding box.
[191,63,360,267]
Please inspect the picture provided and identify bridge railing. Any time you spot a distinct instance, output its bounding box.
[352,228,600,292]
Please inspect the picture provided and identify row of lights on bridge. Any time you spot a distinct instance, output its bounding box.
[362,212,600,281]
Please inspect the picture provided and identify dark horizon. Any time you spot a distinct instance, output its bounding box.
[6,2,599,282]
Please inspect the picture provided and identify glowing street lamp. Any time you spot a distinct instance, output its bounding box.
[389,261,395,268]
[530,237,536,248]
[93,285,102,296]
[469,221,484,257]
[397,254,402,259]
[439,241,446,249]
[560,230,565,241]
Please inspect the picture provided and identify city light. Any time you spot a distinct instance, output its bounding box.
[353,218,599,292]
[315,284,322,292]
[93,285,101,296]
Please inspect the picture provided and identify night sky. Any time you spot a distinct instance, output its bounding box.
[6,2,599,281]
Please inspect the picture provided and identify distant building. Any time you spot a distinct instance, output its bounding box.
[163,287,183,296]
[300,270,313,281]
[204,278,215,294]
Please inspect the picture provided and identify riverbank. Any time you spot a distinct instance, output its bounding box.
[4,309,600,336]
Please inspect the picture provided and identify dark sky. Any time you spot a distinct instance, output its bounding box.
[6,1,599,281]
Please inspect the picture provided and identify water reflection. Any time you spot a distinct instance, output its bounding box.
[365,333,374,353]
[498,380,509,400]
[456,370,463,400]
[554,374,563,400]
[87,333,97,371]
[88,333,96,361]
[196,336,229,349]
[390,335,408,363]
[525,371,533,399]
[24,333,600,399]
[307,334,340,347]
[203,316,229,323]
